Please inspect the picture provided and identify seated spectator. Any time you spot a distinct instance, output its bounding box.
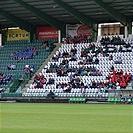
[63,83,72,93]
[51,55,58,62]
[10,53,17,60]
[62,52,69,58]
[91,81,97,88]
[125,94,132,104]
[23,64,34,78]
[114,56,122,64]
[108,81,113,89]
[41,40,49,48]
[0,72,13,86]
[34,74,39,82]
[62,59,69,65]
[110,65,114,71]
[30,82,37,89]
[47,78,55,84]
[109,54,113,60]
[0,86,4,93]
[37,82,44,88]
[7,64,16,70]
[116,82,120,90]
[25,46,31,51]
[69,55,77,61]
[120,81,126,89]
[44,90,49,96]
[24,65,30,77]
[94,57,99,64]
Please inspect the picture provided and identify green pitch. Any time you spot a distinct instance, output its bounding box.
[0,103,132,133]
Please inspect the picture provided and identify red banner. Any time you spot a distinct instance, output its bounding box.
[77,25,91,36]
[36,26,58,39]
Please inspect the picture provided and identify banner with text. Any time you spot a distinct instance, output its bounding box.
[66,24,91,37]
[36,26,58,40]
[7,29,28,41]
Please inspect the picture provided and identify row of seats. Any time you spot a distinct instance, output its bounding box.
[22,92,108,98]
[27,88,105,93]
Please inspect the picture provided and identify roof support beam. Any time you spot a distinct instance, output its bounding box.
[53,0,97,32]
[13,0,65,33]
[0,9,34,32]
[93,0,132,26]
[92,24,98,42]
[127,21,132,34]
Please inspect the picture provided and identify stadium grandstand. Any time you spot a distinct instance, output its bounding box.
[0,0,133,104]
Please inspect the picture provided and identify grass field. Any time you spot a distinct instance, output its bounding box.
[0,103,132,133]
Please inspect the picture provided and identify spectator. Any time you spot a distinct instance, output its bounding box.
[7,64,16,70]
[30,82,37,89]
[47,90,55,99]
[0,86,4,93]
[109,54,113,60]
[0,72,13,86]
[63,83,72,93]
[94,57,99,64]
[125,94,132,104]
[114,56,122,64]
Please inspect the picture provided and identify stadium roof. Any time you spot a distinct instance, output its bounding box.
[0,0,133,31]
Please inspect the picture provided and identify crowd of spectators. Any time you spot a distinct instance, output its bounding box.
[30,73,47,89]
[107,69,132,89]
[30,67,132,93]
[81,41,131,60]
[56,75,105,92]
[79,56,99,65]
[65,34,91,44]
[55,67,132,91]
[100,36,132,52]
[51,46,100,65]
[100,36,126,46]
[28,35,132,94]
[46,63,102,77]
[11,46,37,60]
[0,71,14,85]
